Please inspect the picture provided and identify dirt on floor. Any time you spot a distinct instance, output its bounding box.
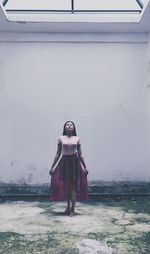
[0,197,150,254]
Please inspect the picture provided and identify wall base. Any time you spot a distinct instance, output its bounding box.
[0,181,149,199]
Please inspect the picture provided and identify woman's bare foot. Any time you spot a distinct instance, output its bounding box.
[69,209,76,217]
[64,207,70,215]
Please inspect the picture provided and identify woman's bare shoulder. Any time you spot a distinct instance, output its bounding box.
[57,135,63,143]
[76,136,80,139]
[76,136,81,143]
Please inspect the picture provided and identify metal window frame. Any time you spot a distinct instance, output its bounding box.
[3,0,143,14]
[136,0,144,9]
[2,0,9,7]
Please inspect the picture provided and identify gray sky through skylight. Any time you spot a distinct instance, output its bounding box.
[6,0,71,10]
[5,0,142,11]
[75,0,141,11]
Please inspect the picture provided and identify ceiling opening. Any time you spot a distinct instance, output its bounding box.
[1,0,149,24]
[3,0,143,14]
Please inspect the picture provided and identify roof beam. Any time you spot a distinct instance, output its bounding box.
[0,3,8,22]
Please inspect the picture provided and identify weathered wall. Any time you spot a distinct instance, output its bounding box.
[146,32,150,183]
[0,33,149,185]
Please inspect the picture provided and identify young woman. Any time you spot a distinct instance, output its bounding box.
[49,121,89,217]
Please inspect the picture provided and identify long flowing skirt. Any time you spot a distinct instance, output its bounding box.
[49,153,89,201]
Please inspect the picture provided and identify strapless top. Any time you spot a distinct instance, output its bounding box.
[58,135,80,155]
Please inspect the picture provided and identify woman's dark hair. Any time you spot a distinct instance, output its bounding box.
[62,121,77,136]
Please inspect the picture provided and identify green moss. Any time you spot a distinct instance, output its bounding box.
[0,231,83,254]
[87,232,108,241]
[0,231,59,254]
[126,232,150,254]
[105,231,150,253]
[103,198,150,214]
[131,217,150,224]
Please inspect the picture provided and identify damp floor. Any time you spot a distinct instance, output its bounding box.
[0,197,150,254]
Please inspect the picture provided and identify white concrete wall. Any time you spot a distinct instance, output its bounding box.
[0,33,149,185]
[147,32,150,177]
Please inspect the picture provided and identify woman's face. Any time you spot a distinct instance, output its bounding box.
[65,122,74,133]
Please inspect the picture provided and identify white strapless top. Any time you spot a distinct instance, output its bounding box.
[58,135,81,155]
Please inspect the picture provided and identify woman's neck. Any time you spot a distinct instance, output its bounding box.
[66,133,73,137]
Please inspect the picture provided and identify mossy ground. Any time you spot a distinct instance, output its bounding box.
[0,197,149,254]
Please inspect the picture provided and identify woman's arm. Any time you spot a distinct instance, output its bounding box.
[77,141,88,175]
[49,142,62,175]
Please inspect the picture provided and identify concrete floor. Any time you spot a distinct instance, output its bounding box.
[0,197,150,254]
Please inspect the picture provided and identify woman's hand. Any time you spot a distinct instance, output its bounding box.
[49,168,54,176]
[83,168,89,175]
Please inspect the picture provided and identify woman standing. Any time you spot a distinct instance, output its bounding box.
[49,121,89,217]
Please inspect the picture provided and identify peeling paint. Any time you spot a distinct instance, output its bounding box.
[26,173,33,184]
[17,177,26,185]
[146,83,150,88]
[0,161,4,170]
[26,164,37,171]
[10,160,18,167]
[0,59,4,92]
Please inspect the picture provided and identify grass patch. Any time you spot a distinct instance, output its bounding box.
[103,197,150,214]
[0,231,59,254]
[106,231,150,253]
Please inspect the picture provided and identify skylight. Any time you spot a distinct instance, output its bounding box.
[3,0,143,14]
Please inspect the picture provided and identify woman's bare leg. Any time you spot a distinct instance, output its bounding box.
[69,185,76,216]
[64,186,71,214]
[67,199,70,208]
[66,191,71,209]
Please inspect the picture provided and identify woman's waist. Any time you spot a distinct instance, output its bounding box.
[62,152,78,157]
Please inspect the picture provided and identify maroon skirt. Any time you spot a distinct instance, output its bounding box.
[49,153,89,201]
